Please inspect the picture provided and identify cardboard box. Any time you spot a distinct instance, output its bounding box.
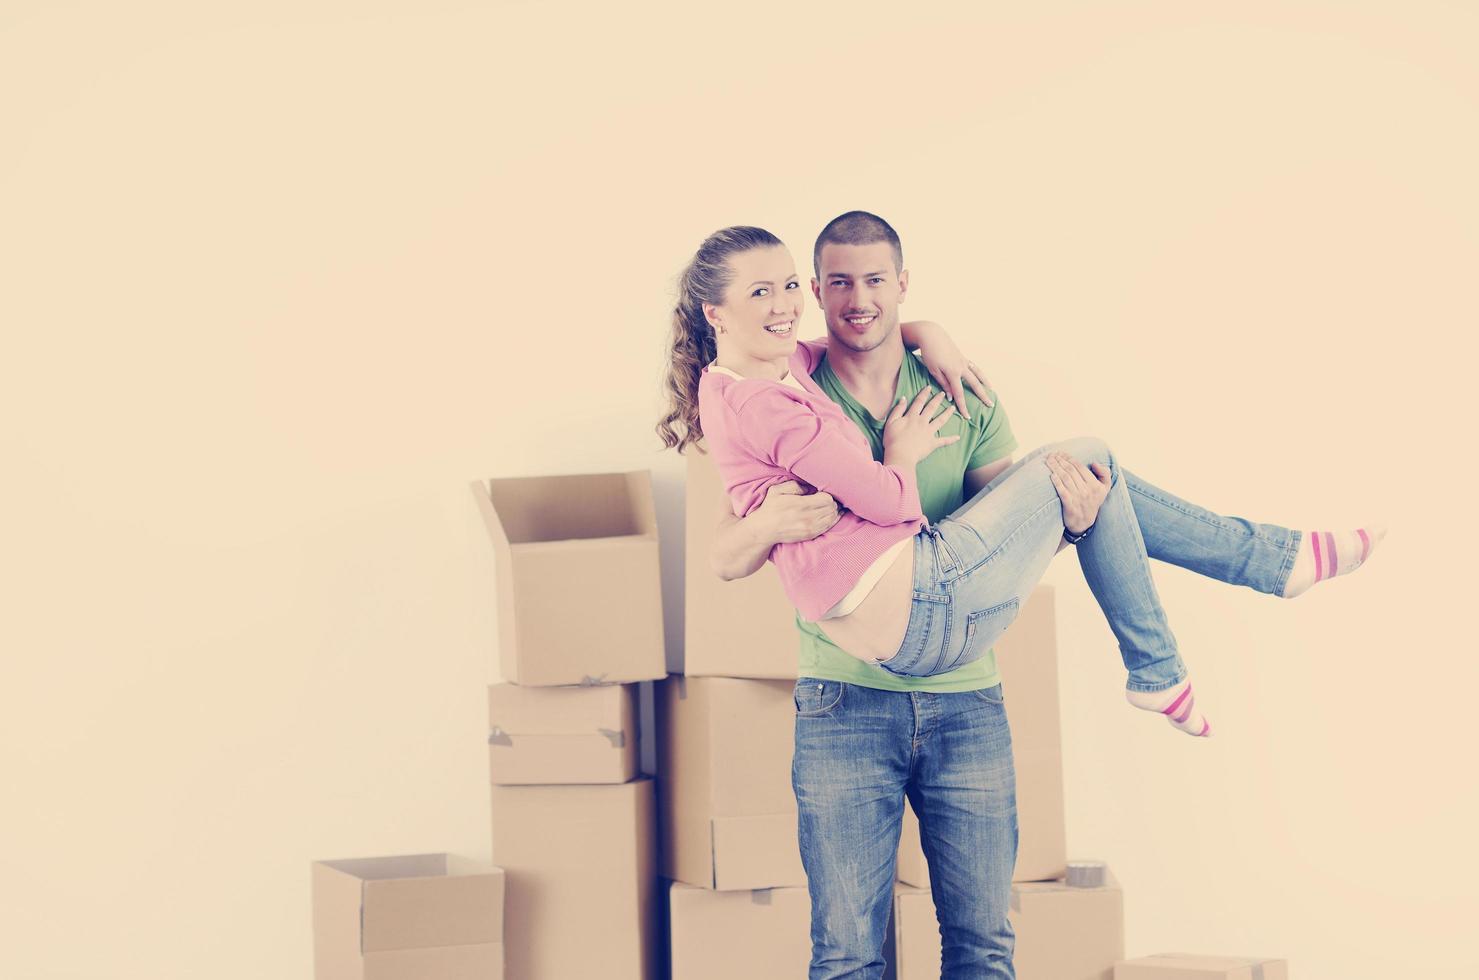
[656,676,805,890]
[681,445,801,679]
[490,777,658,980]
[667,882,811,979]
[487,682,639,784]
[895,801,929,887]
[896,587,1067,885]
[311,854,504,980]
[888,869,1123,980]
[1115,954,1290,979]
[472,471,666,686]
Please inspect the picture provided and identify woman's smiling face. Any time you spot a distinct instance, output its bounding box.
[704,245,805,364]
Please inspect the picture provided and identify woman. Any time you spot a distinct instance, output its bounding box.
[657,226,1384,737]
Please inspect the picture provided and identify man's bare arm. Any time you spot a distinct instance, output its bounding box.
[711,482,843,581]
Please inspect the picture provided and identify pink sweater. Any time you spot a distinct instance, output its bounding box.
[696,340,925,621]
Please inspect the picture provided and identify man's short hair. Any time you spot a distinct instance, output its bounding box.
[813,211,904,276]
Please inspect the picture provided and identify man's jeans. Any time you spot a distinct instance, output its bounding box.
[879,436,1302,692]
[793,679,1017,979]
[794,438,1302,977]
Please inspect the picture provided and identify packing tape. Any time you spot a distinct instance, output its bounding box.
[1251,966,1266,980]
[750,888,773,906]
[1065,860,1106,888]
[1008,891,1020,913]
[579,674,611,687]
[487,727,627,747]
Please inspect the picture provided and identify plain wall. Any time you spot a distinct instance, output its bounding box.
[2,2,1475,977]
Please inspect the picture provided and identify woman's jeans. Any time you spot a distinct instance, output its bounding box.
[877,436,1302,692]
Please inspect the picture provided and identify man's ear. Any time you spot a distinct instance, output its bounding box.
[810,278,822,304]
[897,268,909,304]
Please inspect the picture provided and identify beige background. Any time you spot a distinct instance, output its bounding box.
[2,1,1475,977]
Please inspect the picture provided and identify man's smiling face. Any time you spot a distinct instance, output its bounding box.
[812,240,909,354]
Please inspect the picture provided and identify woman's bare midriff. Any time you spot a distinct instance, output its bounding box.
[813,539,918,667]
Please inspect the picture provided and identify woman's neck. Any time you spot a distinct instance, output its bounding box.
[712,349,791,382]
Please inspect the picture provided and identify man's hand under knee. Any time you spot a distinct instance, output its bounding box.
[710,481,843,581]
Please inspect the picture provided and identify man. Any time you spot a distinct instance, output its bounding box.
[708,205,1355,978]
[710,211,1062,978]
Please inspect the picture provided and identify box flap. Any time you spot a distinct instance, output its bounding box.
[484,471,656,544]
[327,855,504,952]
[312,860,370,980]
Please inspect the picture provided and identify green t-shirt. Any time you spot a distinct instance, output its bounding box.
[797,350,1018,692]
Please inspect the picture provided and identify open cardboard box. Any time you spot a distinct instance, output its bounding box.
[311,853,504,980]
[487,681,640,784]
[472,471,666,686]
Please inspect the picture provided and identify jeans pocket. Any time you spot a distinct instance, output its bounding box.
[793,678,845,716]
[972,682,1006,705]
[943,597,1021,673]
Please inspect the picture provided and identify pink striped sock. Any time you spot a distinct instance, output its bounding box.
[1126,679,1212,737]
[1280,525,1387,598]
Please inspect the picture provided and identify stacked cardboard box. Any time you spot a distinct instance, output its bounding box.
[886,872,1123,980]
[473,472,668,980]
[661,448,814,977]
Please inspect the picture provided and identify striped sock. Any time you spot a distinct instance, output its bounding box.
[1126,679,1211,737]
[1280,525,1387,598]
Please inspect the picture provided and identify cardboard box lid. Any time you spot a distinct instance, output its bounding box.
[315,854,505,952]
[476,471,657,546]
[1117,953,1289,978]
[487,682,637,737]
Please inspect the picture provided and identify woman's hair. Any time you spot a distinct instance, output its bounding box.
[657,225,784,454]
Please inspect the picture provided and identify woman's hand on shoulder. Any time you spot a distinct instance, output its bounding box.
[900,320,995,418]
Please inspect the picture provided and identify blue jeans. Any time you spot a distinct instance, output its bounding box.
[879,436,1302,693]
[793,678,1017,979]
